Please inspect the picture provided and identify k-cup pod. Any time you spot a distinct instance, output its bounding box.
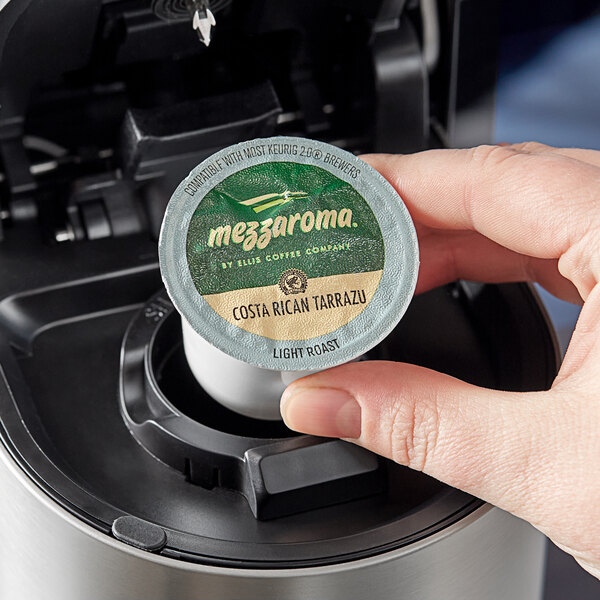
[159,137,419,420]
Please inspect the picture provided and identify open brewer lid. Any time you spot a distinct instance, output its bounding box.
[159,137,419,371]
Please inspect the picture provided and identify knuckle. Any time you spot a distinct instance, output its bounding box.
[389,394,441,472]
[469,144,520,170]
[558,225,600,297]
[511,141,551,154]
[462,145,521,224]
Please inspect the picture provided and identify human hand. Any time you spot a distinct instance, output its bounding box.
[280,142,600,579]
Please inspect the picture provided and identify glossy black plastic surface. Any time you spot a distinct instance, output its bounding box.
[0,227,559,567]
[120,292,386,520]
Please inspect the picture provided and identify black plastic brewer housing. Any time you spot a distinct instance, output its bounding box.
[0,0,554,574]
[0,229,559,566]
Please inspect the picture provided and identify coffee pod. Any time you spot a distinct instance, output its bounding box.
[159,137,419,420]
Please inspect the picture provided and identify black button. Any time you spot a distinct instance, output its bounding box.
[112,516,167,552]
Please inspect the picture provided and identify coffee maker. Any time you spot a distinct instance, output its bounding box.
[0,1,558,598]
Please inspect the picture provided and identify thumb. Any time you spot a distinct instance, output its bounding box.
[280,361,552,517]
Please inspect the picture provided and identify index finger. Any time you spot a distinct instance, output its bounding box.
[361,145,600,298]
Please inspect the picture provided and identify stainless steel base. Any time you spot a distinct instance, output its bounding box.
[0,442,545,600]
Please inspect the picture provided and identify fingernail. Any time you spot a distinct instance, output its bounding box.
[280,387,362,439]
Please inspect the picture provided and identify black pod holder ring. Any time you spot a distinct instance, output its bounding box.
[120,290,385,520]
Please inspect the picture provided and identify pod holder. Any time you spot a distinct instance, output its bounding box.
[120,290,386,520]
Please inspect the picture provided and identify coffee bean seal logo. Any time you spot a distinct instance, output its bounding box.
[279,269,308,295]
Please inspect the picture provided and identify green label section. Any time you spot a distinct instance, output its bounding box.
[186,162,385,296]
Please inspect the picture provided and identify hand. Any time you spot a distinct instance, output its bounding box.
[280,142,600,579]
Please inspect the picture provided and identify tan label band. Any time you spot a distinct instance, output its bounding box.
[204,270,383,341]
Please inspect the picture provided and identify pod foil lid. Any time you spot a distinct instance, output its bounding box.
[159,137,419,371]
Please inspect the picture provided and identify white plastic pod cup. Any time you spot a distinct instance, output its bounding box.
[159,137,419,420]
[182,318,316,420]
